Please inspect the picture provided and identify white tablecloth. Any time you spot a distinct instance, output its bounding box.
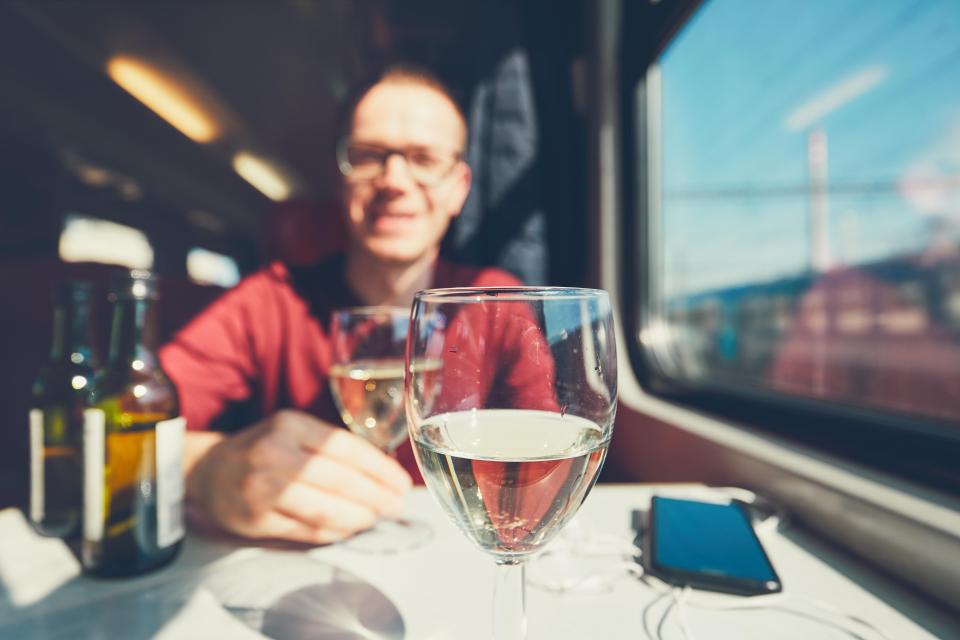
[0,485,955,639]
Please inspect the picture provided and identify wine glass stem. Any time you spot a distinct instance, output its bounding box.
[493,560,526,640]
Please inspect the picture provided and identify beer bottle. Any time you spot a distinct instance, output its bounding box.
[83,270,185,577]
[30,281,97,538]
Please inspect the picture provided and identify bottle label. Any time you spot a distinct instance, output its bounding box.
[155,416,186,548]
[29,409,44,523]
[83,409,106,543]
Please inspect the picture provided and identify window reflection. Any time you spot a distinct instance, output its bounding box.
[186,248,240,288]
[59,215,153,270]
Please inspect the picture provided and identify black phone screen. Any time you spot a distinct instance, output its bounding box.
[647,496,782,595]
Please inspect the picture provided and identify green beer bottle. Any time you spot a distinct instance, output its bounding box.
[30,281,98,538]
[82,270,184,577]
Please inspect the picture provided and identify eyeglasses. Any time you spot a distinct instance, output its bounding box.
[336,137,462,187]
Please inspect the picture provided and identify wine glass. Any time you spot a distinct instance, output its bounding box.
[406,287,616,639]
[329,306,433,552]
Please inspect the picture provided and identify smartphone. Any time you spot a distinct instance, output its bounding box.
[643,496,782,596]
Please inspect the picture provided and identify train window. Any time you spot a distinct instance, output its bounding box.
[186,247,240,288]
[631,0,960,485]
[58,215,154,269]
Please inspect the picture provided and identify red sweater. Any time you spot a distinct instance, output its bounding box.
[159,256,524,481]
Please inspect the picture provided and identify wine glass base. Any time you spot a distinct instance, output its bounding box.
[341,518,433,554]
[527,532,635,594]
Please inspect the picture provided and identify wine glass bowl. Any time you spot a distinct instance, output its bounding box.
[406,287,616,637]
[414,409,608,562]
[329,307,410,453]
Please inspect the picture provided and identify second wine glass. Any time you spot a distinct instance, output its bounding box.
[329,306,432,553]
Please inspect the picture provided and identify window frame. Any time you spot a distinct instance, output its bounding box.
[619,0,960,493]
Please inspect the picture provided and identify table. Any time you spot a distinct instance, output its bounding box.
[0,486,956,639]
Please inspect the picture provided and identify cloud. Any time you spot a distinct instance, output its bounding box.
[784,66,889,132]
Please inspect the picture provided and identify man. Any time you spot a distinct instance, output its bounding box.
[161,65,522,545]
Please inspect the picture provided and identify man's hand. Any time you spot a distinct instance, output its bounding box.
[185,409,412,544]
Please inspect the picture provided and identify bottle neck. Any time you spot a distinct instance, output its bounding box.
[108,297,159,367]
[51,298,95,365]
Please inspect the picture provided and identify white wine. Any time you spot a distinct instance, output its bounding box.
[330,360,406,452]
[329,359,442,452]
[412,409,608,561]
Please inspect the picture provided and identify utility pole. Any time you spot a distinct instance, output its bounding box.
[807,127,832,273]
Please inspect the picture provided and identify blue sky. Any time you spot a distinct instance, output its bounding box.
[657,0,960,296]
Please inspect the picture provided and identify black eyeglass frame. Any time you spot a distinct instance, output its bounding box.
[336,136,464,187]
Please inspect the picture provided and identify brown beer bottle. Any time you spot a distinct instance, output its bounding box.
[30,281,98,538]
[82,270,184,577]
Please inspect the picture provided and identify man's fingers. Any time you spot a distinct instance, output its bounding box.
[296,454,405,517]
[253,510,347,546]
[199,409,414,545]
[274,481,378,534]
[311,428,412,492]
[276,410,412,494]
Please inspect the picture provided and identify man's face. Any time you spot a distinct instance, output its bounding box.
[342,82,470,265]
